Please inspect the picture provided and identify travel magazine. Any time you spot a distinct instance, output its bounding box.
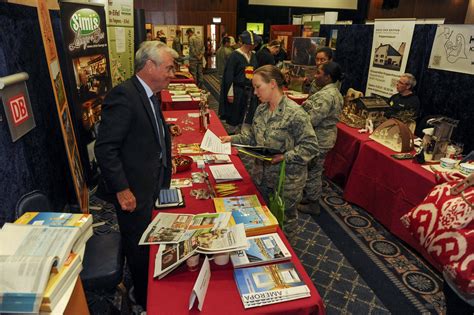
[139,212,231,245]
[154,224,248,279]
[233,262,310,308]
[230,233,291,268]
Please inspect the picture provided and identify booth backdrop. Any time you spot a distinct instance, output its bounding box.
[0,4,71,225]
[319,24,474,154]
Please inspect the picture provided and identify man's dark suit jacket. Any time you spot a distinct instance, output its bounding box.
[95,75,172,213]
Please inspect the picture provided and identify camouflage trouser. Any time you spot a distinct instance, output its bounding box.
[256,170,306,239]
[189,61,203,88]
[303,149,330,202]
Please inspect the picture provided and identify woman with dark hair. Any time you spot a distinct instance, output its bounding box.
[309,47,338,95]
[299,61,343,215]
[221,65,319,240]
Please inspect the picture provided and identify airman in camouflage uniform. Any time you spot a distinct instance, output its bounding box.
[231,96,319,235]
[300,62,343,215]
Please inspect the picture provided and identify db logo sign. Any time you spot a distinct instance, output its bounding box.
[9,94,29,126]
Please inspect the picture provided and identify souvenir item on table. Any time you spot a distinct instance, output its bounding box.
[191,172,206,183]
[170,178,193,188]
[173,155,193,172]
[340,90,387,130]
[401,173,473,298]
[190,189,211,200]
[369,118,414,153]
[199,91,210,132]
[422,117,459,162]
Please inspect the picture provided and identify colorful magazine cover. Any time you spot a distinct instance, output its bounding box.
[233,262,310,308]
[231,233,291,268]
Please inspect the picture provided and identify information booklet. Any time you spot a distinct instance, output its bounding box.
[230,233,291,268]
[139,212,231,245]
[208,164,243,183]
[154,224,248,279]
[214,195,278,236]
[14,212,93,254]
[233,262,311,309]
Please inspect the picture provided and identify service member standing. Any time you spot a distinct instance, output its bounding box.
[221,65,319,240]
[186,28,205,88]
[299,62,343,215]
[95,41,178,310]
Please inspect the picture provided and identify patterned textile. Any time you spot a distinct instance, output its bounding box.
[401,173,474,295]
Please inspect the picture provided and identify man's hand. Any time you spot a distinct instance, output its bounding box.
[271,154,285,165]
[227,96,234,103]
[169,124,182,136]
[220,136,232,143]
[117,188,136,212]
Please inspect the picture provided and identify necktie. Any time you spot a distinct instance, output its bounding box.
[150,95,168,167]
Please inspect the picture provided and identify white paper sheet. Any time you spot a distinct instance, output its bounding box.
[200,129,231,154]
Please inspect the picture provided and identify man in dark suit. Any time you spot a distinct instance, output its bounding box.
[95,41,178,309]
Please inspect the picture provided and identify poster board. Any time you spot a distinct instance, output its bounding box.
[36,0,89,212]
[270,25,301,60]
[428,24,474,75]
[365,19,416,97]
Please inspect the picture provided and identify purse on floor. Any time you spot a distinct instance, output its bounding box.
[268,160,286,228]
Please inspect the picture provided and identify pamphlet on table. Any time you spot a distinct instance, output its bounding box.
[209,164,243,182]
[154,224,248,279]
[214,195,278,236]
[230,233,291,268]
[139,212,232,245]
[233,262,311,308]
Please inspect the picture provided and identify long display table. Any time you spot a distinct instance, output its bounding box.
[146,110,325,314]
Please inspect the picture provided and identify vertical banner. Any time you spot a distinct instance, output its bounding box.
[428,25,474,75]
[59,1,112,185]
[36,0,89,212]
[101,0,135,86]
[365,20,416,98]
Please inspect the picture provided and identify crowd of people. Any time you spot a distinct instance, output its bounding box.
[95,29,465,313]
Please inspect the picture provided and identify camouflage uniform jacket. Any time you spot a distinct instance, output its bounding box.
[309,79,342,96]
[188,34,204,62]
[231,96,319,187]
[302,82,343,149]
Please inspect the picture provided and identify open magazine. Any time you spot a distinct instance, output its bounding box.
[139,212,232,245]
[154,224,248,279]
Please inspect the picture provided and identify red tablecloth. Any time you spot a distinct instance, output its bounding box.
[323,123,371,187]
[147,110,325,315]
[161,90,200,111]
[342,140,441,268]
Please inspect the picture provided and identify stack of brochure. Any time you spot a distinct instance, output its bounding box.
[230,233,291,268]
[214,195,278,236]
[139,212,248,279]
[233,262,311,308]
[0,219,88,313]
[209,164,243,183]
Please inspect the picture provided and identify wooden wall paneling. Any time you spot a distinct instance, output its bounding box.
[368,0,469,23]
[414,0,469,23]
[368,0,416,20]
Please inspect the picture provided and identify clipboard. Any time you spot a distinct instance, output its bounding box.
[155,188,185,209]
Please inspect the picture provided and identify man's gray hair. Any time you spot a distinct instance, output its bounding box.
[402,73,417,88]
[135,41,179,73]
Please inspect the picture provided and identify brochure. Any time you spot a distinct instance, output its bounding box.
[154,224,248,279]
[230,233,291,268]
[139,212,231,245]
[233,262,310,308]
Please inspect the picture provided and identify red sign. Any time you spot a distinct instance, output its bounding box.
[8,94,29,126]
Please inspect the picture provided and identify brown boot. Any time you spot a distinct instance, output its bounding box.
[297,201,320,215]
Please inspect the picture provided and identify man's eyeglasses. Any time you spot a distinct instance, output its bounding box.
[397,80,409,85]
